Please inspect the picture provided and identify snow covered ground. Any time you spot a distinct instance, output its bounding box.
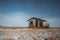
[0,28,60,40]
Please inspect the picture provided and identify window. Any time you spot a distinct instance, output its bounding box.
[45,38,48,40]
[30,21,33,25]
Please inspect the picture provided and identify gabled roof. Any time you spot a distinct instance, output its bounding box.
[27,17,46,22]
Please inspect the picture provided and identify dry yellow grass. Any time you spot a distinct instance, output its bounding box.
[0,28,60,40]
[0,28,60,36]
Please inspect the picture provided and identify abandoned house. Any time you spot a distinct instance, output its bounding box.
[28,17,50,28]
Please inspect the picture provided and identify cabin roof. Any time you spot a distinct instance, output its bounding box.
[27,17,46,22]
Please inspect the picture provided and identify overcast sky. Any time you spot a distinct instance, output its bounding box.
[0,0,60,27]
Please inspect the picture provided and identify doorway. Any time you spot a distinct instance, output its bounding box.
[36,21,38,27]
[40,21,43,27]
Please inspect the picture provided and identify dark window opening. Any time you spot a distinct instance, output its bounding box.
[30,21,33,26]
[45,38,48,40]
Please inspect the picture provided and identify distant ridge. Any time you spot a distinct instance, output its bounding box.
[0,26,29,29]
[52,27,60,29]
[0,26,60,29]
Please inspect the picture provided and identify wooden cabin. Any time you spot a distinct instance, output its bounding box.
[27,17,50,28]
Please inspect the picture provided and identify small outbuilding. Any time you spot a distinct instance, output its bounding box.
[27,17,50,28]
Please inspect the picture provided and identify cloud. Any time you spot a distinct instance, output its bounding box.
[0,12,29,27]
[52,18,60,27]
[44,18,60,27]
[0,12,60,28]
